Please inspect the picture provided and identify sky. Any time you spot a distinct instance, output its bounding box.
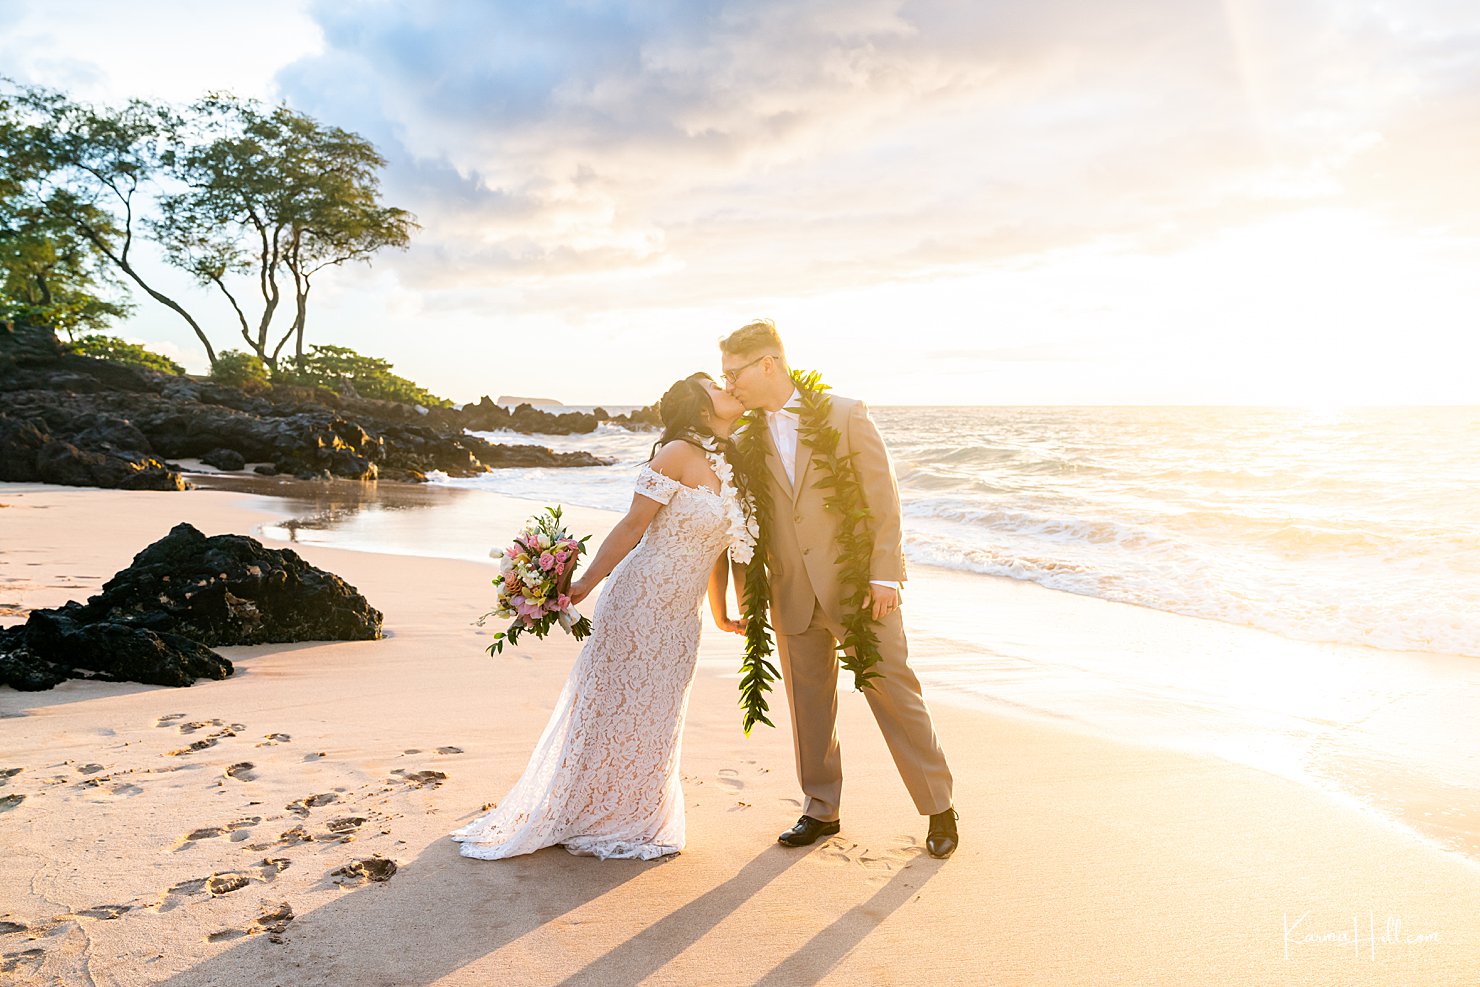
[3,0,1479,406]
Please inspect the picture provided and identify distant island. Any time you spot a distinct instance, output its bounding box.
[495,396,563,408]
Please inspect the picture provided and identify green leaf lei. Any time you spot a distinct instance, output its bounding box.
[733,369,885,736]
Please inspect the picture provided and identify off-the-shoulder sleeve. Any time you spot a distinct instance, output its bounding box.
[634,465,682,505]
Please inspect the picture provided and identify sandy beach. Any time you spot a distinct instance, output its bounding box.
[3,482,1480,986]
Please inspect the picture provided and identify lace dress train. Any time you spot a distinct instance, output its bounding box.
[450,459,738,860]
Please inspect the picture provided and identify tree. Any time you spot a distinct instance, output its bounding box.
[0,210,134,337]
[67,334,184,374]
[0,80,218,363]
[0,86,131,336]
[274,344,451,407]
[209,349,270,390]
[152,95,416,372]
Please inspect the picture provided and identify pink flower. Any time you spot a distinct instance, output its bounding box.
[539,551,556,570]
[505,545,520,559]
[557,594,571,610]
[555,550,570,564]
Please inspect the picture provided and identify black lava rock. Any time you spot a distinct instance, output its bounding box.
[0,612,232,690]
[0,523,383,691]
[78,522,383,646]
[0,322,614,489]
[201,447,247,471]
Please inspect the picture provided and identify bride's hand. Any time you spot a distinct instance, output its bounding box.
[717,615,746,634]
[569,578,593,606]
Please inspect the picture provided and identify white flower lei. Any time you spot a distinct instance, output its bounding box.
[700,436,759,565]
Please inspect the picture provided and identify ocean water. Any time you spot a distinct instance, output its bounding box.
[431,406,1480,660]
[220,403,1480,860]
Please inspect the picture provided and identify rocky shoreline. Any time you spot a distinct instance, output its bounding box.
[0,322,654,490]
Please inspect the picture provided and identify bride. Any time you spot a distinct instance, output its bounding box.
[450,372,752,860]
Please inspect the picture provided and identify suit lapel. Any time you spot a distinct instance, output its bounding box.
[791,434,813,505]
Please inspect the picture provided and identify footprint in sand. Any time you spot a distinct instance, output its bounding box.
[73,904,132,921]
[0,794,26,813]
[207,900,295,943]
[251,901,294,936]
[286,793,338,817]
[276,825,313,847]
[716,768,744,791]
[204,858,290,896]
[0,920,27,936]
[1,948,46,976]
[321,817,368,843]
[155,713,187,727]
[177,816,262,849]
[224,762,256,781]
[256,733,291,748]
[166,738,220,756]
[0,768,21,787]
[435,746,464,755]
[391,769,447,789]
[332,856,397,886]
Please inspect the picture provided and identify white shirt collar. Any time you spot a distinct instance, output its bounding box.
[769,387,803,420]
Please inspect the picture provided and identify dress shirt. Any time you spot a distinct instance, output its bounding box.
[768,388,901,597]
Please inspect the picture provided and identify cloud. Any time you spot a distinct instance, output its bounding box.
[268,0,1480,319]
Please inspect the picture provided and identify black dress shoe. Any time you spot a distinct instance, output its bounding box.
[926,808,959,859]
[777,815,841,847]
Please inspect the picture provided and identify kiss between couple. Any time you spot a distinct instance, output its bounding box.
[449,320,958,862]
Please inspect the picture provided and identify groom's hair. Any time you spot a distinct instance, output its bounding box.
[720,319,786,362]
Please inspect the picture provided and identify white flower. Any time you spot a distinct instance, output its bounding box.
[706,448,757,565]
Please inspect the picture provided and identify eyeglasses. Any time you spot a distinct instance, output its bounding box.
[721,354,770,385]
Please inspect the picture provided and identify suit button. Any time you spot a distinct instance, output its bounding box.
[802,548,810,556]
[793,514,803,524]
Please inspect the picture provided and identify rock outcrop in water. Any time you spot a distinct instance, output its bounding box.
[0,322,613,489]
[0,523,383,691]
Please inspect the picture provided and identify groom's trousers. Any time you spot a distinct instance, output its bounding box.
[776,598,953,822]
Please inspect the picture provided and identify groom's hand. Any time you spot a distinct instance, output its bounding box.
[867,584,900,621]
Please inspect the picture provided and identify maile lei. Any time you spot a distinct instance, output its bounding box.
[733,369,885,736]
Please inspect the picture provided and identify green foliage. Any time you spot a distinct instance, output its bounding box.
[733,369,886,736]
[153,94,417,369]
[791,370,885,692]
[734,410,780,736]
[272,344,451,408]
[0,88,134,336]
[66,334,184,375]
[210,349,270,389]
[1,80,417,372]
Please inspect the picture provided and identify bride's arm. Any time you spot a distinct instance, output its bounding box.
[568,493,662,605]
[708,552,744,633]
[568,441,695,605]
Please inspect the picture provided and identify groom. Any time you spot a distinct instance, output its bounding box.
[720,320,958,859]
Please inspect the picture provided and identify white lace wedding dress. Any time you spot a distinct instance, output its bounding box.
[450,451,749,860]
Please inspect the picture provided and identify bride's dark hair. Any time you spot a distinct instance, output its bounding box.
[648,372,753,508]
[649,372,721,461]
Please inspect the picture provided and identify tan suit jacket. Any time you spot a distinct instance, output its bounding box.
[759,394,907,636]
[752,392,952,820]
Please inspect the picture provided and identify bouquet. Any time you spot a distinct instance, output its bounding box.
[477,505,593,654]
